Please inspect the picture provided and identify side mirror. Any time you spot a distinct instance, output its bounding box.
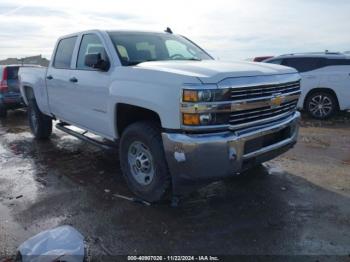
[84,53,110,71]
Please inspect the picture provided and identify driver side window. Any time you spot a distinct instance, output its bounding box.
[77,34,109,70]
[165,40,193,59]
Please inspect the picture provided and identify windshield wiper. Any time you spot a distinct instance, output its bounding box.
[171,58,202,61]
[124,61,140,66]
[187,58,202,61]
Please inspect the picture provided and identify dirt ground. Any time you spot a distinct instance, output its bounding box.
[0,110,349,260]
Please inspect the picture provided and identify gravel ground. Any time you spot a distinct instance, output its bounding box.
[0,110,349,260]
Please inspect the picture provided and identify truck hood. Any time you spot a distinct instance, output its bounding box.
[136,60,297,83]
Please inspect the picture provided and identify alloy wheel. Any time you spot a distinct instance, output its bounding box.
[308,94,333,118]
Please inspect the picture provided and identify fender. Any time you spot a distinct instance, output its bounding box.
[106,68,202,139]
[19,68,51,116]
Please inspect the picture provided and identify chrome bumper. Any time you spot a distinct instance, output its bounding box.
[162,111,300,182]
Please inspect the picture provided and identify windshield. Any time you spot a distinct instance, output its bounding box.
[108,32,212,66]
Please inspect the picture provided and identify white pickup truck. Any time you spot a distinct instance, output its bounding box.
[19,29,301,202]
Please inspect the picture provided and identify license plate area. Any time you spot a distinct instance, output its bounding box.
[244,126,291,155]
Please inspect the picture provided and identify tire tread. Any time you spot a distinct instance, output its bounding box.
[28,98,52,139]
[119,121,171,202]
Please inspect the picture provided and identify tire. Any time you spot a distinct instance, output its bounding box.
[305,91,338,119]
[0,107,7,118]
[119,121,171,202]
[28,98,52,139]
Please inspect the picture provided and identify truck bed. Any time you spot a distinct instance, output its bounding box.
[19,66,50,114]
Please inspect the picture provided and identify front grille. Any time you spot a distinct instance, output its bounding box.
[229,99,298,126]
[180,75,301,131]
[230,80,300,101]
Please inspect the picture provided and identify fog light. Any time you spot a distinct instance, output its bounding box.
[183,113,200,125]
[199,113,212,125]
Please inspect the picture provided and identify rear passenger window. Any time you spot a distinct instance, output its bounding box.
[282,58,325,73]
[53,36,77,69]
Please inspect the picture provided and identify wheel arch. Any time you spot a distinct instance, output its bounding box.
[115,103,162,137]
[21,85,35,105]
[303,87,340,110]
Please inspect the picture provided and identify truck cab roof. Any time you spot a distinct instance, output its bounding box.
[58,29,173,40]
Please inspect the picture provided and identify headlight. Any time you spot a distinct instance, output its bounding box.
[182,88,231,102]
[198,90,212,102]
[181,87,231,127]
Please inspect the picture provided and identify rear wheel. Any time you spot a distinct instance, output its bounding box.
[119,121,171,202]
[305,91,338,119]
[28,99,52,139]
[0,107,7,118]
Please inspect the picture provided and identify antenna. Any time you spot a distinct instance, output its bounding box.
[165,27,173,34]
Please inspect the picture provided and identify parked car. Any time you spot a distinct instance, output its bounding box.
[264,52,350,119]
[0,65,24,117]
[19,29,301,202]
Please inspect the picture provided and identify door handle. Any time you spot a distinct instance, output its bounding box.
[69,77,78,83]
[46,75,53,80]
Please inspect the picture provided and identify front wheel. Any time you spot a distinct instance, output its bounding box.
[119,121,171,202]
[305,91,338,119]
[28,99,52,139]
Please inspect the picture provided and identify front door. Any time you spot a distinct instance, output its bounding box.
[68,33,111,137]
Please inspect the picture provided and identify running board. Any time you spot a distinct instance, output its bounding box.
[55,123,117,151]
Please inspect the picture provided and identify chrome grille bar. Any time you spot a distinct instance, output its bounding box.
[229,101,298,124]
[230,100,298,118]
[230,82,299,94]
[230,81,300,101]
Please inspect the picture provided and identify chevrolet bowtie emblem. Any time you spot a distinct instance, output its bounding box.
[270,94,284,108]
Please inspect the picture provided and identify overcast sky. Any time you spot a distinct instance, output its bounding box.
[0,0,349,61]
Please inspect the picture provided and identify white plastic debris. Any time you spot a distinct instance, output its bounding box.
[18,225,85,262]
[174,151,186,162]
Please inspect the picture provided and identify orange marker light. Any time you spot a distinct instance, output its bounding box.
[183,113,200,125]
[183,90,198,102]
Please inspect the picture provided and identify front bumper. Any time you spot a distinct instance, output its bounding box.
[162,111,300,194]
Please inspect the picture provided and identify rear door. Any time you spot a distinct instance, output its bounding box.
[46,36,78,123]
[322,59,350,110]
